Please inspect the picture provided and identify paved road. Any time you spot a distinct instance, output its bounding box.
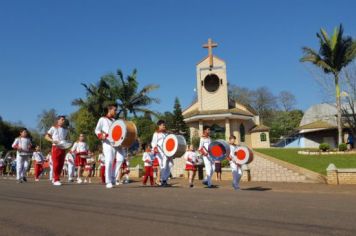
[1,178,356,236]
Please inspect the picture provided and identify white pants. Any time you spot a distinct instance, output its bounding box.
[49,162,53,181]
[161,158,173,182]
[156,151,173,182]
[16,155,29,180]
[203,156,215,187]
[68,162,75,180]
[231,163,242,189]
[103,142,125,184]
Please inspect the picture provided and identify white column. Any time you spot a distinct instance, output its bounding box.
[225,118,230,141]
[198,120,203,136]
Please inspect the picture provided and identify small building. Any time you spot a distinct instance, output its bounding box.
[182,39,270,148]
[279,103,354,148]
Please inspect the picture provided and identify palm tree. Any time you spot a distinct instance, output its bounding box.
[300,24,356,145]
[73,68,159,120]
[113,69,160,119]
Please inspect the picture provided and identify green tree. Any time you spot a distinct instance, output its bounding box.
[300,24,356,144]
[73,69,159,120]
[132,116,156,148]
[37,109,57,134]
[114,69,160,119]
[270,110,304,141]
[172,98,189,140]
[70,108,100,151]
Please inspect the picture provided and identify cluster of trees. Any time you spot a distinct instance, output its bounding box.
[229,85,303,142]
[35,69,188,152]
[0,116,43,154]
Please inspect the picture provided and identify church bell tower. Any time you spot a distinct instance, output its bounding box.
[196,38,229,111]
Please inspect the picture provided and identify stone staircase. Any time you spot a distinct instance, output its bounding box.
[249,152,326,183]
[170,152,326,183]
[249,154,308,182]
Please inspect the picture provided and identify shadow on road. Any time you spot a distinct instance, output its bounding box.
[242,186,272,191]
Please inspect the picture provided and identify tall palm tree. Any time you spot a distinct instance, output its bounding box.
[300,24,356,145]
[73,68,159,120]
[112,69,160,119]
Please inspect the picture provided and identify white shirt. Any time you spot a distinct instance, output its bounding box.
[86,157,95,165]
[47,126,68,143]
[0,159,4,167]
[199,136,211,155]
[32,151,45,163]
[12,137,32,155]
[229,144,239,170]
[151,132,167,155]
[142,152,154,167]
[65,153,75,165]
[71,141,89,154]
[95,116,115,144]
[46,154,52,164]
[184,151,197,166]
[98,153,105,167]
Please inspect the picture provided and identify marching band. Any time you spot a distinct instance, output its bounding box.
[4,104,253,191]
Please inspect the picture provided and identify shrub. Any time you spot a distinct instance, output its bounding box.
[319,143,330,152]
[338,143,347,151]
[191,135,200,149]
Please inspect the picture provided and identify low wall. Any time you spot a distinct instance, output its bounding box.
[327,164,356,184]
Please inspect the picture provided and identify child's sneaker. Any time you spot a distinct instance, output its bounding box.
[53,181,62,186]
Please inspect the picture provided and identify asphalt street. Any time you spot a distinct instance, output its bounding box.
[1,178,356,236]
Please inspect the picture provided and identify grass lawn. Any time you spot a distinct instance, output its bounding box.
[255,148,356,175]
[130,154,144,167]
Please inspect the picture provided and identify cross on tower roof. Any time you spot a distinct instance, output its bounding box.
[203,38,218,68]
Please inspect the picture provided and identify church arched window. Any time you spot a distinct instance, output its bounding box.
[260,133,267,142]
[239,124,245,142]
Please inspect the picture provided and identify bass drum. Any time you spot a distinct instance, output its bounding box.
[233,145,254,165]
[162,134,187,158]
[208,140,230,161]
[108,120,137,148]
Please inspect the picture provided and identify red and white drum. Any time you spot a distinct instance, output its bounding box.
[233,145,254,165]
[108,120,137,148]
[162,134,187,158]
[208,140,230,161]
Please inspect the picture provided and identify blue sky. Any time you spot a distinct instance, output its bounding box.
[1,0,355,129]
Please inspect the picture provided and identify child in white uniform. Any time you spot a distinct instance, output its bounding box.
[151,120,173,187]
[12,128,32,183]
[199,126,215,188]
[228,135,242,190]
[142,146,155,186]
[65,152,75,182]
[95,104,125,189]
[32,145,45,181]
[71,134,89,184]
[184,145,197,188]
